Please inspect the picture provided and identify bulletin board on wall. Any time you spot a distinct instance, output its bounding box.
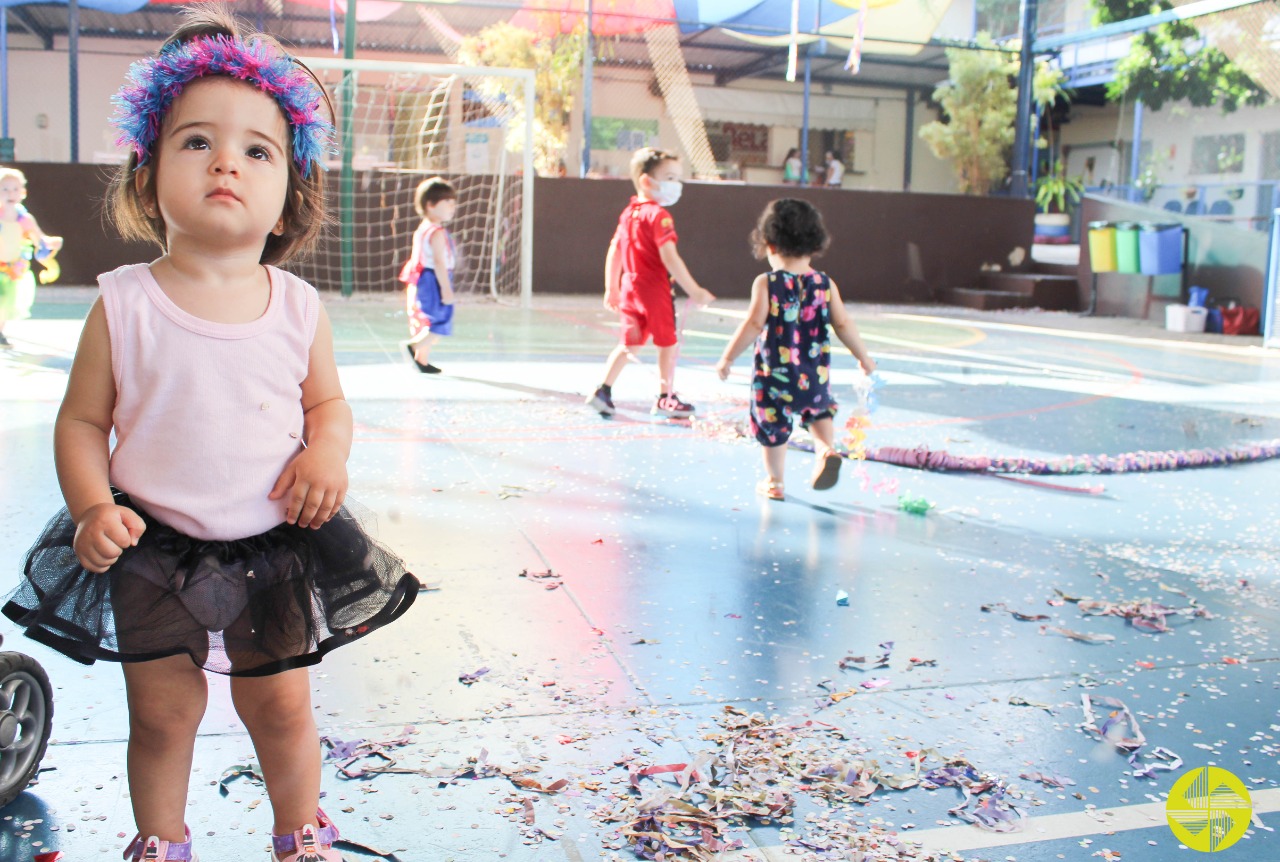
[704,120,770,167]
[590,117,661,152]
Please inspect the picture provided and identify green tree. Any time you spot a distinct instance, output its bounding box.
[1095,0,1267,111]
[458,22,585,176]
[919,35,1020,195]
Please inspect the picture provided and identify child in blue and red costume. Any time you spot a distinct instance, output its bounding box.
[715,198,876,501]
[587,147,714,419]
[402,176,457,374]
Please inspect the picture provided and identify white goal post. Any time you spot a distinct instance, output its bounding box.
[297,57,535,306]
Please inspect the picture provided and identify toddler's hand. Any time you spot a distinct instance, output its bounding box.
[270,445,349,529]
[73,503,145,573]
[860,357,877,374]
[442,288,455,305]
[604,288,620,312]
[715,358,732,381]
[692,287,715,308]
[45,236,63,252]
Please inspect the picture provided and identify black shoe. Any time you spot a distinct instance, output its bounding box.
[406,343,441,374]
[587,386,616,417]
[0,333,9,347]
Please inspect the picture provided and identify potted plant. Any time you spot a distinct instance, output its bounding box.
[1033,166,1084,242]
[1034,164,1085,213]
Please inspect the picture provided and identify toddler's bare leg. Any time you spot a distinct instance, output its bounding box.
[809,416,836,456]
[411,334,438,364]
[603,342,632,387]
[656,344,678,394]
[231,668,321,836]
[123,656,209,843]
[763,443,786,484]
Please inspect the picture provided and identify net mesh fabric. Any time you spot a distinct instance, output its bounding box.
[3,495,417,677]
[292,62,528,301]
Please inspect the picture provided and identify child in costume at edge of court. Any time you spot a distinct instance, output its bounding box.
[0,167,64,347]
[1,7,419,860]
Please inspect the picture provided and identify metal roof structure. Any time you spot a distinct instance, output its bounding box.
[3,0,955,94]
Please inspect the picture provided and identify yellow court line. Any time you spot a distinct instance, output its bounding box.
[885,312,1273,362]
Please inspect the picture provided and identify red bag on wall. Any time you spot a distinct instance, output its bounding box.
[1219,306,1259,336]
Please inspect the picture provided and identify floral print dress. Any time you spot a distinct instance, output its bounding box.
[750,269,838,446]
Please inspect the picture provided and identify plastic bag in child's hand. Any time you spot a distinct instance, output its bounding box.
[849,372,882,415]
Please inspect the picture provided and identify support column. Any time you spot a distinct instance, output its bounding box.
[580,0,594,177]
[1128,98,1144,202]
[68,0,79,162]
[339,0,356,296]
[2,11,9,141]
[1011,0,1038,198]
[903,88,915,191]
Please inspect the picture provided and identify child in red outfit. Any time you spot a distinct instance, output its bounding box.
[587,148,714,418]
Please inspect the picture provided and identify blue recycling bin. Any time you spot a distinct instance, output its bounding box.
[1139,223,1184,275]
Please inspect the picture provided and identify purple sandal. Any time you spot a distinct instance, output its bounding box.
[123,827,196,862]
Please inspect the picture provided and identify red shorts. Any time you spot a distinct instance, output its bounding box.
[619,288,677,347]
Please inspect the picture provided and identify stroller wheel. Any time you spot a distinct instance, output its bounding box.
[0,652,53,809]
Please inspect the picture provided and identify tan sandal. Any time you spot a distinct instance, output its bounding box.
[756,478,785,501]
[811,449,842,491]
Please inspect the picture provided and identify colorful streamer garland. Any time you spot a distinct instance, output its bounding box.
[864,439,1280,475]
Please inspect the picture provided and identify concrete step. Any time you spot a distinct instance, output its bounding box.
[1032,261,1079,278]
[939,287,1035,311]
[978,272,1080,311]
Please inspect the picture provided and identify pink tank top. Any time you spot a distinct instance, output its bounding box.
[101,263,320,541]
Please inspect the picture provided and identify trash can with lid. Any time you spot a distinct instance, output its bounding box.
[1114,222,1140,273]
[1138,223,1184,275]
[1087,221,1117,272]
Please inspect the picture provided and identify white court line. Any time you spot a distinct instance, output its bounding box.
[902,786,1280,855]
[689,315,1141,383]
[718,787,1280,860]
[884,312,1273,359]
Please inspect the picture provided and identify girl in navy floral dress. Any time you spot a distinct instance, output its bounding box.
[716,198,876,501]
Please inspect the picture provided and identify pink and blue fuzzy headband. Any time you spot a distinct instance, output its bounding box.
[112,33,334,178]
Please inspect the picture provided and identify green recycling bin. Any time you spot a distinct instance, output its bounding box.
[1114,221,1140,273]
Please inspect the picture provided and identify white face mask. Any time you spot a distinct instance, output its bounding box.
[654,180,683,207]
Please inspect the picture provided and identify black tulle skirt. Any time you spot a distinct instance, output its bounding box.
[2,492,419,677]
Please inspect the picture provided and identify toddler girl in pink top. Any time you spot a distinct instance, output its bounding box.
[1,7,417,862]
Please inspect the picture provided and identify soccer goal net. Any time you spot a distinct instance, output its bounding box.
[294,58,534,305]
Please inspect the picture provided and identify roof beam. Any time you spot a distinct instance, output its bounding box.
[1034,0,1270,51]
[10,8,53,50]
[716,49,791,86]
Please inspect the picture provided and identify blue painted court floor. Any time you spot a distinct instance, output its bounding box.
[1,289,1278,861]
